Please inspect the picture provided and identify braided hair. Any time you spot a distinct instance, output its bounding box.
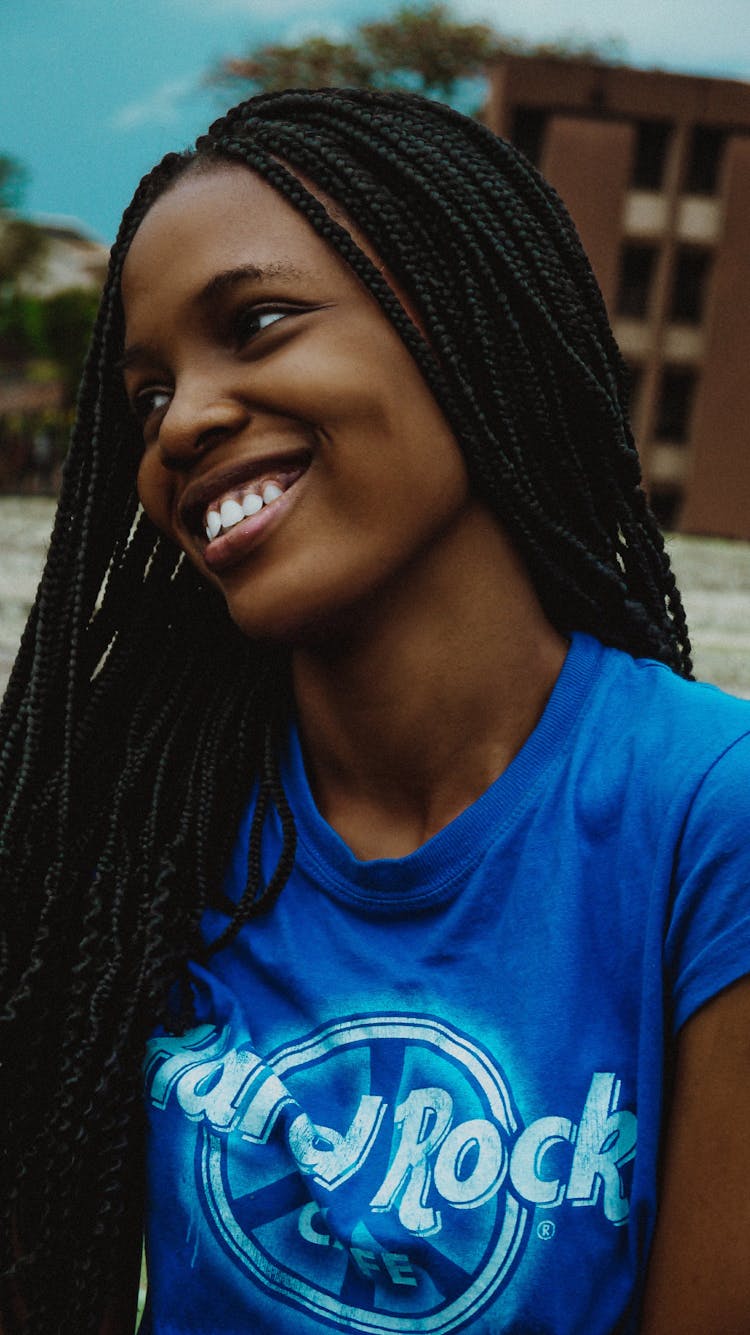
[0,87,691,1331]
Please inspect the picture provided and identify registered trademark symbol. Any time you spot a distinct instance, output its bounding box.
[537,1219,556,1241]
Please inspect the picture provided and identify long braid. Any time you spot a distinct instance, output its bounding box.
[1,86,692,1329]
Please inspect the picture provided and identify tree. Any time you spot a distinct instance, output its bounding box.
[0,218,48,291]
[210,2,626,103]
[212,3,501,101]
[0,153,47,296]
[220,37,373,95]
[0,290,46,362]
[41,288,100,405]
[358,5,500,97]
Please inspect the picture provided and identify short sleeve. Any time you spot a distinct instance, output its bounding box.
[666,731,750,1033]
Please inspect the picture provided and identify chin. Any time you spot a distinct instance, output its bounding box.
[224,589,329,647]
[223,578,375,652]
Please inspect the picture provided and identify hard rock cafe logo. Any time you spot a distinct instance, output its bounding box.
[145,1015,636,1333]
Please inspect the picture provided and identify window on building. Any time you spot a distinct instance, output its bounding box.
[685,125,726,195]
[510,107,548,166]
[632,120,672,190]
[624,362,644,423]
[616,245,658,319]
[655,368,698,442]
[649,487,683,531]
[670,248,712,323]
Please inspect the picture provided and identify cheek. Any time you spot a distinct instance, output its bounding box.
[136,454,173,534]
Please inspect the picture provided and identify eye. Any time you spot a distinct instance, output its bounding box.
[232,304,294,347]
[130,386,171,428]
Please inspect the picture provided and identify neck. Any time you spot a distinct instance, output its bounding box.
[290,507,568,858]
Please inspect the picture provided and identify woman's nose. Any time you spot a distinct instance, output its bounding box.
[157,385,251,468]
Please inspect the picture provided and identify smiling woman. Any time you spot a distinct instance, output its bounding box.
[2,88,750,1335]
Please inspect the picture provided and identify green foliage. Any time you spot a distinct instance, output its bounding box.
[359,4,499,96]
[0,216,48,289]
[0,157,97,424]
[0,290,47,360]
[0,286,98,405]
[220,36,373,94]
[210,2,627,102]
[41,287,99,404]
[530,30,628,63]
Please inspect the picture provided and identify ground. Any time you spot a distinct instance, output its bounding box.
[1,497,749,697]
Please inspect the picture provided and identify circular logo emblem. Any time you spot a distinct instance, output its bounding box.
[196,1014,531,1333]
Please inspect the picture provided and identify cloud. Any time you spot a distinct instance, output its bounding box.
[283,17,349,43]
[167,0,329,15]
[110,76,197,131]
[450,0,750,76]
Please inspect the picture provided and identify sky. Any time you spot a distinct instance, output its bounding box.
[2,0,749,245]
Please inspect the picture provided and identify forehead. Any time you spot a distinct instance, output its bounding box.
[121,163,353,307]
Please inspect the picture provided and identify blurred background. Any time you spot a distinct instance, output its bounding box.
[2,0,750,696]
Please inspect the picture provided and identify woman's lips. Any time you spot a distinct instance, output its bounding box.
[179,446,314,538]
[200,469,307,573]
[202,465,307,538]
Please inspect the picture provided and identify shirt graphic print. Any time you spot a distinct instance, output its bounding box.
[145,1009,636,1333]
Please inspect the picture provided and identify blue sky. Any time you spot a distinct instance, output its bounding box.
[2,0,749,244]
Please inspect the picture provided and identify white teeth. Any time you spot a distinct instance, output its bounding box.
[205,479,289,542]
[220,498,245,530]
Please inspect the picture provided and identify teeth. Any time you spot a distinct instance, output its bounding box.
[205,478,289,542]
[220,498,245,530]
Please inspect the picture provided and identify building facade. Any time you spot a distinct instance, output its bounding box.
[486,57,750,537]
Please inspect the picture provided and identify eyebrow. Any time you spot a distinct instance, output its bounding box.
[118,261,308,373]
[197,261,306,304]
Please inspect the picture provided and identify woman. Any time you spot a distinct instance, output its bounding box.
[2,87,749,1334]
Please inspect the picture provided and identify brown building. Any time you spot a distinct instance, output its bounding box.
[486,56,750,537]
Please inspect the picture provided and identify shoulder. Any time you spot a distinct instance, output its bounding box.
[574,635,750,1034]
[588,630,750,733]
[573,637,750,1031]
[565,637,750,946]
[572,631,750,800]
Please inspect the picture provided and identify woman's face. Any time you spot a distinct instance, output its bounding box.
[122,163,478,642]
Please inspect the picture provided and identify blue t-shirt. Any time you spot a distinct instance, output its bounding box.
[142,632,750,1334]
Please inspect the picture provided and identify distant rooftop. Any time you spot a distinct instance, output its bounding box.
[1,212,109,298]
[29,213,107,247]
